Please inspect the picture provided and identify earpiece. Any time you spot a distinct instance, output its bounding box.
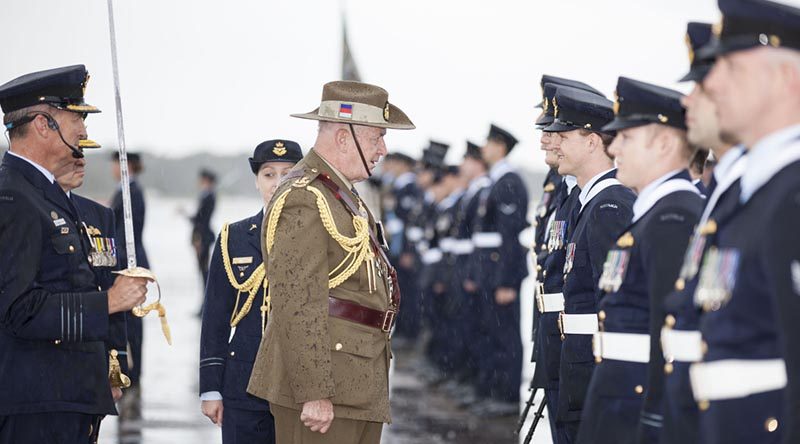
[45,116,59,131]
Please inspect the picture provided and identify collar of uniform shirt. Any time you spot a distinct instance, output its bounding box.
[465,174,491,200]
[393,171,415,190]
[578,167,616,208]
[318,152,354,191]
[489,158,514,182]
[564,175,578,193]
[7,150,55,183]
[712,145,745,186]
[438,188,465,210]
[740,124,800,203]
[632,168,684,221]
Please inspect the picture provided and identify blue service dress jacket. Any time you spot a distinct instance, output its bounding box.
[695,134,800,444]
[72,193,130,377]
[578,170,702,444]
[558,169,635,423]
[0,152,115,416]
[199,210,270,411]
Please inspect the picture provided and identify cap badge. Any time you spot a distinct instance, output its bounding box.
[613,92,620,115]
[553,97,559,118]
[685,33,695,64]
[273,141,287,156]
[712,20,723,38]
[82,73,90,97]
[543,96,549,113]
[384,102,390,121]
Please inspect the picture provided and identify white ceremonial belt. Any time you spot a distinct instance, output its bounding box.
[560,313,599,335]
[661,328,703,363]
[406,227,424,242]
[536,292,564,313]
[439,237,457,253]
[593,332,650,363]
[421,248,443,264]
[472,232,503,248]
[690,359,787,401]
[449,239,474,255]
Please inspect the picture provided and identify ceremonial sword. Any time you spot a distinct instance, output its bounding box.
[106,0,171,345]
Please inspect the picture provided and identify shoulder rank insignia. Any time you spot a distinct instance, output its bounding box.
[616,231,634,248]
[293,176,312,188]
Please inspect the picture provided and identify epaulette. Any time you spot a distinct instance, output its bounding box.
[290,167,322,189]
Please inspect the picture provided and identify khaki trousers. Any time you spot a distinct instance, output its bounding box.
[271,404,382,444]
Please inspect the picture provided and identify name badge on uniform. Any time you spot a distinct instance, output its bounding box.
[547,220,568,253]
[694,247,740,312]
[598,249,630,293]
[564,242,577,275]
[232,256,253,265]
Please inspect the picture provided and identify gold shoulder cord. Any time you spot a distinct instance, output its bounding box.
[219,223,269,332]
[266,181,376,292]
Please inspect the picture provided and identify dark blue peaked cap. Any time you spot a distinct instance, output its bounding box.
[488,124,519,151]
[680,22,715,82]
[536,77,605,126]
[603,77,686,132]
[0,65,100,115]
[544,87,615,135]
[698,0,800,59]
[465,141,482,160]
[249,139,303,174]
[422,140,449,168]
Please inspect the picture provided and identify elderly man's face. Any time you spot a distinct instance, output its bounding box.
[347,125,387,182]
[703,48,771,145]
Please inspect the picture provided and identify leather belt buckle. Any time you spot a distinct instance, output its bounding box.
[382,309,396,332]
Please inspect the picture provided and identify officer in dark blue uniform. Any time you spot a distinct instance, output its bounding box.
[450,142,492,404]
[394,141,447,349]
[468,124,528,417]
[0,65,147,443]
[383,152,418,262]
[58,158,132,437]
[530,76,605,443]
[425,166,465,379]
[110,152,148,392]
[659,20,747,444]
[200,139,303,443]
[544,87,636,442]
[578,77,704,444]
[688,1,800,442]
[192,168,218,288]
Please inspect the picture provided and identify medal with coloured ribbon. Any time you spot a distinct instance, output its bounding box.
[694,246,740,312]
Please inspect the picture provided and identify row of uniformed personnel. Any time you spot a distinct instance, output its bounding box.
[525,1,800,444]
[378,123,531,418]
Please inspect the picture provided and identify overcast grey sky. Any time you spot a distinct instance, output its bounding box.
[1,0,726,171]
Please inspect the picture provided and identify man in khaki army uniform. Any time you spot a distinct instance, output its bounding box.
[248,80,414,444]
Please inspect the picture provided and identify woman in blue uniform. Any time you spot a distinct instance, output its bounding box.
[199,139,303,443]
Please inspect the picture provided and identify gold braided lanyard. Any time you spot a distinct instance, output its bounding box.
[267,183,377,292]
[220,223,270,332]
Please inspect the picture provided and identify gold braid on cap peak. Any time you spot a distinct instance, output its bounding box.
[266,183,373,290]
[220,223,269,329]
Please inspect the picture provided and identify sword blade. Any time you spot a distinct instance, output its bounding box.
[106,0,137,270]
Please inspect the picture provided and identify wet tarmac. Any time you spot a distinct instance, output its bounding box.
[98,196,551,443]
